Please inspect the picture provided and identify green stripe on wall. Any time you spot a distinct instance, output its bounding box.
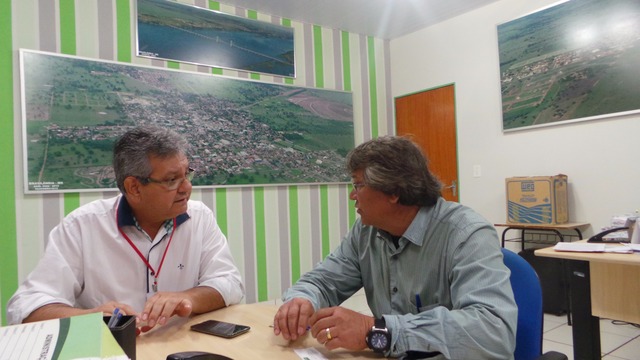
[288,186,300,284]
[212,68,223,75]
[313,25,324,88]
[0,0,16,326]
[341,31,351,92]
[116,0,131,63]
[253,187,267,301]
[282,18,292,84]
[64,193,80,216]
[247,10,257,20]
[367,36,378,138]
[320,185,330,257]
[215,188,228,235]
[59,0,76,55]
[167,61,180,69]
[208,1,220,11]
[250,73,260,80]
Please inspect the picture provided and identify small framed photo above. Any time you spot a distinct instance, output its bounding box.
[136,0,295,77]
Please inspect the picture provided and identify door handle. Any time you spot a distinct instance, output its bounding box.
[444,180,457,197]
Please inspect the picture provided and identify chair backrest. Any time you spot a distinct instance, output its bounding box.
[501,248,544,360]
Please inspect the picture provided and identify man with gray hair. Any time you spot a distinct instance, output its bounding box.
[8,126,244,333]
[273,136,517,359]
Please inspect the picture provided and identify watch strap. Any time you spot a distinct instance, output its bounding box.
[374,317,386,329]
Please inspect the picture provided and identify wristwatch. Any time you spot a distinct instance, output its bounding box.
[366,317,391,352]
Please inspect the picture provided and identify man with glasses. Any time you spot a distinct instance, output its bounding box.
[273,136,517,359]
[7,126,244,333]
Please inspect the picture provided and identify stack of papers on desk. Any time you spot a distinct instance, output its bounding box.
[0,312,127,360]
[554,242,640,253]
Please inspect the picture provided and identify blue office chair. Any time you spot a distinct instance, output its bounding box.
[501,248,568,360]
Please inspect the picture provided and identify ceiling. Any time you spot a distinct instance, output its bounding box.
[223,0,502,39]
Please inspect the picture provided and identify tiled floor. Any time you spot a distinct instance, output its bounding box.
[302,289,640,359]
[543,314,640,360]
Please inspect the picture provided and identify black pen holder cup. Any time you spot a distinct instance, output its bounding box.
[104,315,136,360]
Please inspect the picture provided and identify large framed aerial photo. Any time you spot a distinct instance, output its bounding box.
[20,49,353,193]
[136,0,295,77]
[498,0,640,131]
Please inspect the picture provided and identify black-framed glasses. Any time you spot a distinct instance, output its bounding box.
[351,182,366,193]
[138,168,195,191]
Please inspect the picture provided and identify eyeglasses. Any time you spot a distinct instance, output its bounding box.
[138,168,195,191]
[351,182,366,193]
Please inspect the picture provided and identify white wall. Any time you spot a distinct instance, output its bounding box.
[390,0,640,237]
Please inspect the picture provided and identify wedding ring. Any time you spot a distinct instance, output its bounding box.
[325,327,333,340]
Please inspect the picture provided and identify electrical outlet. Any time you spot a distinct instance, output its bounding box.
[473,165,482,177]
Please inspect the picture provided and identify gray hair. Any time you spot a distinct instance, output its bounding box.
[346,136,442,207]
[113,126,190,193]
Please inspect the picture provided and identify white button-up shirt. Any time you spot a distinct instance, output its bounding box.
[7,195,244,324]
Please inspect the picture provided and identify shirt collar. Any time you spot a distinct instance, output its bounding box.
[400,198,444,246]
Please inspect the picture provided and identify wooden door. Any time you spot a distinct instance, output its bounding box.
[395,84,458,202]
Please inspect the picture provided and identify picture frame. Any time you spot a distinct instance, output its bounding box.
[497,0,640,131]
[136,0,296,77]
[20,49,353,193]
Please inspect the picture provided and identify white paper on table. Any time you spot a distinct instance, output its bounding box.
[554,242,606,252]
[294,348,329,360]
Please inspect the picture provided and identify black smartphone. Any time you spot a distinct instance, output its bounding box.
[190,320,250,338]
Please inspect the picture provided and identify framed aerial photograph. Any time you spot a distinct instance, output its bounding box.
[136,0,295,77]
[498,0,640,131]
[20,49,353,193]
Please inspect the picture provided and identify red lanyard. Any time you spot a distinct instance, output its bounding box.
[117,211,177,293]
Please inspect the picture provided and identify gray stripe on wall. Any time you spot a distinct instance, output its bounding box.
[97,0,114,61]
[309,186,321,263]
[277,186,290,292]
[38,0,57,52]
[383,39,393,135]
[200,188,215,217]
[303,23,314,87]
[359,34,371,140]
[42,194,62,247]
[103,190,119,200]
[197,65,209,74]
[332,29,343,91]
[241,188,256,303]
[194,0,206,8]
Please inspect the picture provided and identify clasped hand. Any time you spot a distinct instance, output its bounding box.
[98,292,193,335]
[272,298,373,351]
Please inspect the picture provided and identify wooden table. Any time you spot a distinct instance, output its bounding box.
[136,303,380,360]
[535,243,640,360]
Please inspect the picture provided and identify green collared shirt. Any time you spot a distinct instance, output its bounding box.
[283,197,517,359]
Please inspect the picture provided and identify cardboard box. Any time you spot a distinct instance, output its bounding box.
[506,175,568,224]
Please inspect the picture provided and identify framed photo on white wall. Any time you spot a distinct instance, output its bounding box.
[497,0,640,131]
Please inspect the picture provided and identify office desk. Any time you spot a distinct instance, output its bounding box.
[535,244,640,360]
[136,303,380,360]
[495,222,589,250]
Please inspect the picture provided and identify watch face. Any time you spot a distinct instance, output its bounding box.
[370,331,389,350]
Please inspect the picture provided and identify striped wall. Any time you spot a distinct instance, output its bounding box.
[1,0,393,323]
